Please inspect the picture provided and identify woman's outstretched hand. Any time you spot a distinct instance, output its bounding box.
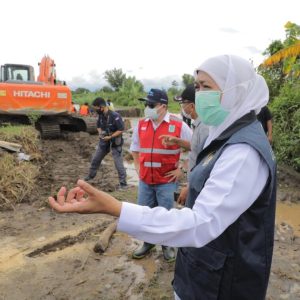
[48,179,122,217]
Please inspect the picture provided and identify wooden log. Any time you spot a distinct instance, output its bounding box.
[93,221,117,253]
[0,140,22,152]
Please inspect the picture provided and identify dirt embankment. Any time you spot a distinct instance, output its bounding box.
[0,127,300,300]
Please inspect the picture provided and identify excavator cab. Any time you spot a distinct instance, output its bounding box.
[0,64,35,82]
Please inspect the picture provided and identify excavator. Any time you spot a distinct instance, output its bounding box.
[0,55,97,138]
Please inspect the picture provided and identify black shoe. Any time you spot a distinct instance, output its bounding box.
[84,175,94,181]
[162,246,176,263]
[132,242,155,259]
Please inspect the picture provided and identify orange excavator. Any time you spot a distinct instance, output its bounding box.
[0,55,97,138]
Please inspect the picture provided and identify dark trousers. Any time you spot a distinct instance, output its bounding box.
[89,144,127,185]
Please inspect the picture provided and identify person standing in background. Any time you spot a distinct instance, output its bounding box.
[160,84,209,205]
[257,106,273,143]
[71,101,77,113]
[107,99,115,111]
[130,88,192,262]
[84,97,127,190]
[79,102,90,116]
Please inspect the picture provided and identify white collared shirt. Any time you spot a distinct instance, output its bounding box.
[118,143,269,248]
[130,112,192,152]
[188,117,209,171]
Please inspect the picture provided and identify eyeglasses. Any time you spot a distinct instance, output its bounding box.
[180,102,193,107]
[144,103,158,109]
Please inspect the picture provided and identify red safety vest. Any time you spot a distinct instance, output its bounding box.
[138,115,183,184]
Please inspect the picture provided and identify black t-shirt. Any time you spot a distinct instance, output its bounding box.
[257,106,272,133]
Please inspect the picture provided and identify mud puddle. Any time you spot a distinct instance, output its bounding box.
[276,202,300,236]
[124,161,139,186]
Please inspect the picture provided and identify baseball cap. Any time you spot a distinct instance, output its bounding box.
[174,84,195,103]
[92,97,107,107]
[139,88,168,105]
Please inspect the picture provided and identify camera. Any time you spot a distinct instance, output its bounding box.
[99,130,109,139]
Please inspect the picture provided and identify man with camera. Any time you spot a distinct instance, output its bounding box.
[84,97,127,190]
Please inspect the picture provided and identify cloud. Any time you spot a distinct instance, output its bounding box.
[141,75,182,92]
[219,27,239,34]
[244,46,262,54]
[67,70,183,92]
[67,70,107,91]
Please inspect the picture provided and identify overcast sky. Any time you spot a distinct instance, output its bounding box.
[1,0,299,91]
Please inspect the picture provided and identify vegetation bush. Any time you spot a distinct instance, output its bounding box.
[0,126,40,156]
[270,81,300,171]
[259,21,300,172]
[0,126,40,210]
[0,153,39,210]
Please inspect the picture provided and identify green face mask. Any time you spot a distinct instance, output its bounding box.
[195,91,229,126]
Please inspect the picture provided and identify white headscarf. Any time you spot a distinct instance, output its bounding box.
[195,55,269,148]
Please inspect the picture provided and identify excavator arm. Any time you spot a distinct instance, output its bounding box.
[37,55,57,85]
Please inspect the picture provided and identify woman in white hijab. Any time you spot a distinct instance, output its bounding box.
[49,55,277,300]
[194,55,269,147]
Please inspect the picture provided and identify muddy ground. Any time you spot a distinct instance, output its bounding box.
[0,129,300,300]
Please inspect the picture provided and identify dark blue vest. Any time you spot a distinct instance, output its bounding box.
[173,115,277,300]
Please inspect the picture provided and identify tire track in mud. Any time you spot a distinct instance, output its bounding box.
[27,221,111,257]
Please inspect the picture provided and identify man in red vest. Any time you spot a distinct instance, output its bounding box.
[130,89,192,262]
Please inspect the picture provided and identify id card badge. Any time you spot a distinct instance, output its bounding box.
[168,124,175,133]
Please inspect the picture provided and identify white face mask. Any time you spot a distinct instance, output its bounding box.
[144,106,159,120]
[181,103,193,120]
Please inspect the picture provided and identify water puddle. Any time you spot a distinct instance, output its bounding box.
[124,161,139,186]
[276,202,300,236]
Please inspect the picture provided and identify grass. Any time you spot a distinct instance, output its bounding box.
[0,153,39,210]
[0,125,28,135]
[0,125,40,155]
[0,125,41,210]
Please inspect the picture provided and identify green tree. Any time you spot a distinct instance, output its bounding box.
[258,42,285,100]
[172,80,179,87]
[116,76,144,106]
[168,80,180,96]
[259,21,300,172]
[100,86,114,93]
[104,68,126,91]
[270,81,300,171]
[259,22,300,99]
[182,74,194,87]
[73,87,90,94]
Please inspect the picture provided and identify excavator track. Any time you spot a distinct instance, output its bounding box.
[37,121,61,139]
[77,116,98,134]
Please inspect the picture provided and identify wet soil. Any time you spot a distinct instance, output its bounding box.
[1,130,300,300]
